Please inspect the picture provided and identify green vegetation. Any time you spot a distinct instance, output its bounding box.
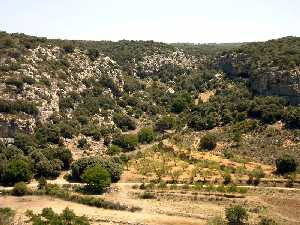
[138,127,155,144]
[0,208,15,225]
[26,207,90,225]
[112,133,138,151]
[275,155,298,174]
[0,99,38,115]
[11,182,28,196]
[199,134,217,151]
[225,205,248,225]
[81,165,111,193]
[71,156,123,182]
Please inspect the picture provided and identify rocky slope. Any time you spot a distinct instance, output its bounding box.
[217,36,300,103]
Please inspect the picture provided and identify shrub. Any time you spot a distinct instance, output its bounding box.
[250,167,265,185]
[78,138,89,149]
[225,205,248,225]
[138,127,155,144]
[275,155,298,174]
[283,106,300,129]
[155,116,176,132]
[12,182,28,196]
[26,207,90,225]
[0,208,15,225]
[4,159,32,184]
[171,96,189,113]
[199,134,217,151]
[113,113,136,131]
[107,144,121,156]
[5,78,24,90]
[0,99,38,115]
[112,134,138,151]
[223,173,232,185]
[81,165,111,193]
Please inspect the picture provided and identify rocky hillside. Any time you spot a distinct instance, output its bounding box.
[0,31,300,160]
[217,36,300,103]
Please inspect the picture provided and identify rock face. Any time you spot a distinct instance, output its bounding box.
[217,53,300,104]
[251,67,300,104]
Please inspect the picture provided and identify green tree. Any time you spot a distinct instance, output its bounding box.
[275,155,298,174]
[81,165,111,193]
[4,159,32,184]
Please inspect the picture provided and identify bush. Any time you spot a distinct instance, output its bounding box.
[107,144,121,156]
[171,96,189,113]
[155,116,176,132]
[199,134,217,151]
[12,182,28,196]
[225,205,248,225]
[78,138,89,149]
[0,99,38,115]
[4,159,32,184]
[26,207,90,225]
[283,106,300,129]
[112,134,138,151]
[223,173,232,185]
[138,127,155,144]
[113,113,136,131]
[275,155,298,174]
[81,165,111,193]
[0,208,15,225]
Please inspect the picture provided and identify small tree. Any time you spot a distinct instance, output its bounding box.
[81,165,111,193]
[138,127,155,144]
[275,155,298,174]
[38,177,48,190]
[199,134,217,151]
[225,205,248,225]
[12,182,28,196]
[4,159,32,184]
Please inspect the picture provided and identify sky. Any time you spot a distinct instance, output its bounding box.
[0,0,299,43]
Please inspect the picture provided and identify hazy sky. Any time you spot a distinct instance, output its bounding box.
[1,0,299,43]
